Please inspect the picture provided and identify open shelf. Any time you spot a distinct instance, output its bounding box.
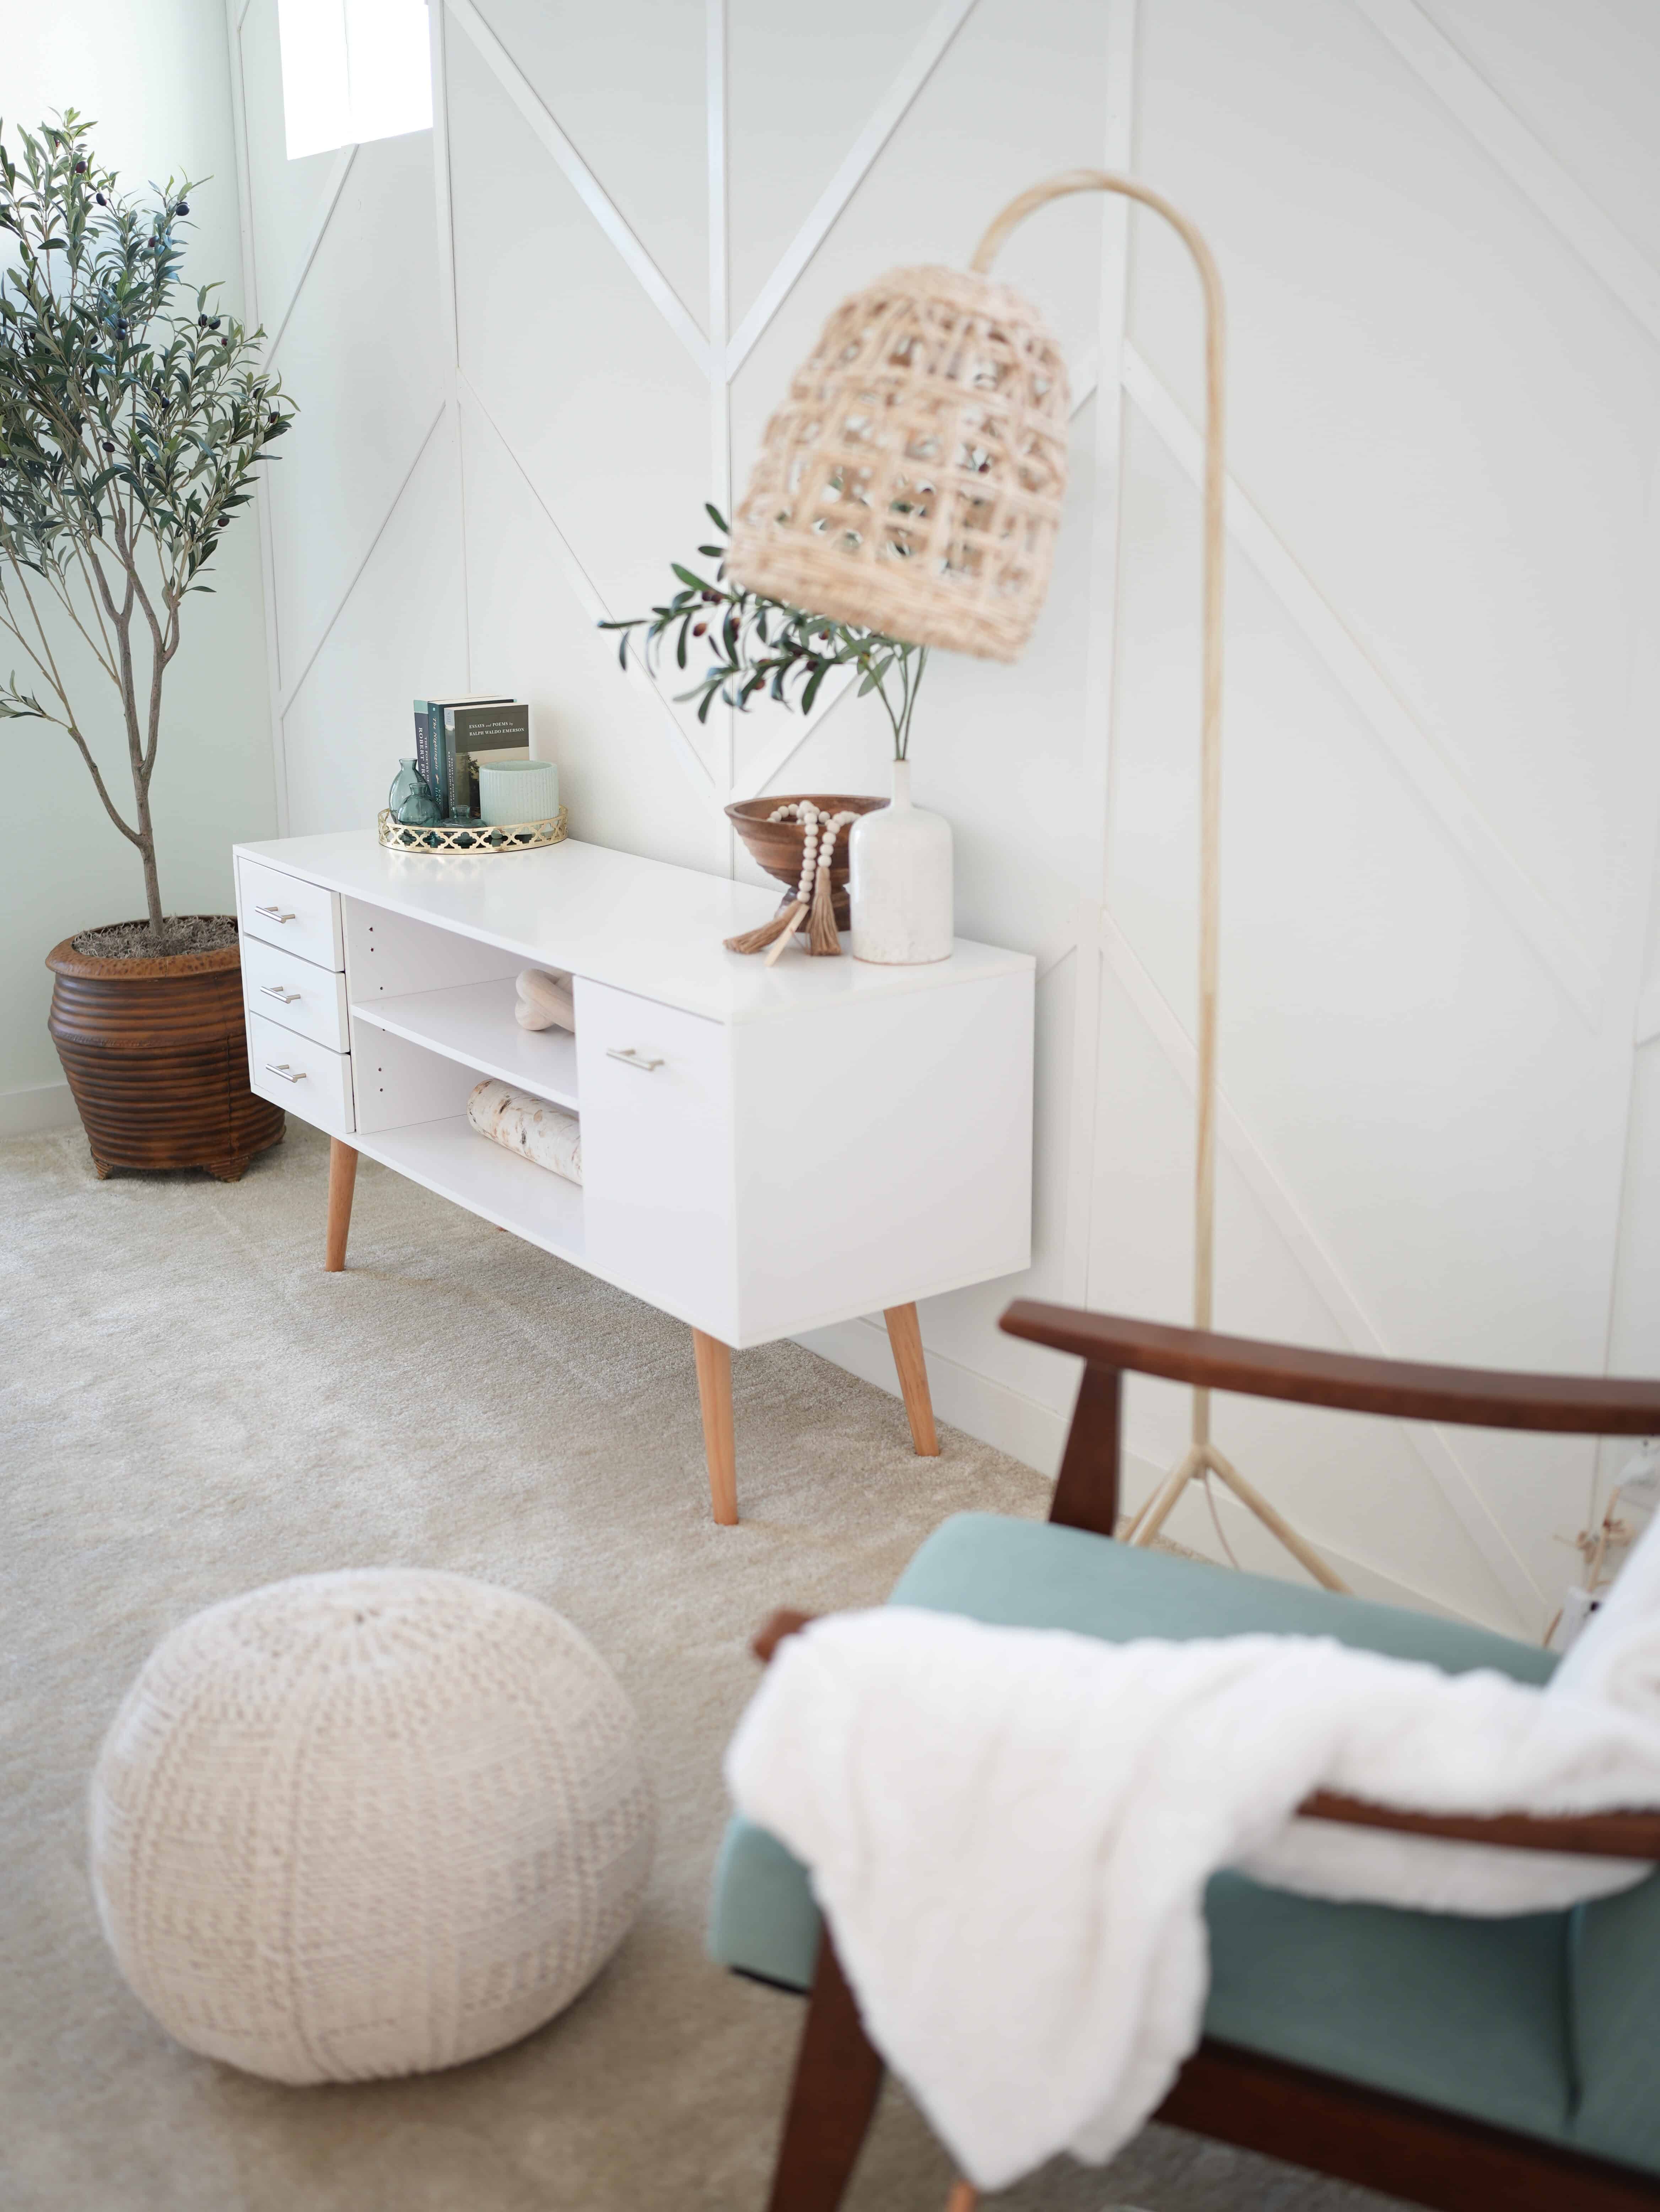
[350,976,578,1109]
[357,1114,585,1265]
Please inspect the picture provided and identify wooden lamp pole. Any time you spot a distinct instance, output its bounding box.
[971,172,1344,1596]
[948,174,1344,2212]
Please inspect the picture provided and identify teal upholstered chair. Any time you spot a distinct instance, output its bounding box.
[708,1301,1660,2212]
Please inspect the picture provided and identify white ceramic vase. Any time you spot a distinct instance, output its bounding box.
[848,758,953,965]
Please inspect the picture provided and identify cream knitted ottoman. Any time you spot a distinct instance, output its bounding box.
[89,1569,655,2084]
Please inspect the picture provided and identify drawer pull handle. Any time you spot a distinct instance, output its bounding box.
[259,984,302,1004]
[606,1046,664,1073]
[264,1062,308,1085]
[255,903,297,924]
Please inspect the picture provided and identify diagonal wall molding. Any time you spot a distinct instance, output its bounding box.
[1349,0,1660,349]
[429,0,471,691]
[262,146,357,366]
[1065,341,1606,1026]
[1122,342,1604,1025]
[723,0,982,374]
[726,665,863,803]
[445,0,714,375]
[458,375,718,803]
[1099,903,1542,1623]
[278,402,446,719]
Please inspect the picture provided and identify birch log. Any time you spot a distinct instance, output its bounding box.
[467,1080,582,1184]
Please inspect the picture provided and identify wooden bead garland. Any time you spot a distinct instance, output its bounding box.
[724,801,858,960]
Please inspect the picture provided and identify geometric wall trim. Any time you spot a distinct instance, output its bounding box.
[1350,0,1660,349]
[226,0,1660,1635]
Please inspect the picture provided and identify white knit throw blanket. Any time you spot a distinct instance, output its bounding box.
[726,1531,1660,2191]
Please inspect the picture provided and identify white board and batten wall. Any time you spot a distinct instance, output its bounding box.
[224,0,1660,1637]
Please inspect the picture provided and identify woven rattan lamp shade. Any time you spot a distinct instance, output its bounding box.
[727,264,1070,661]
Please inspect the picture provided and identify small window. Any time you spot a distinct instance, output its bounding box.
[277,0,432,162]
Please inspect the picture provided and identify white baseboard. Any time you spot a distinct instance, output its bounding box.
[0,1079,78,1139]
[796,1315,1524,1633]
[794,1314,1070,1478]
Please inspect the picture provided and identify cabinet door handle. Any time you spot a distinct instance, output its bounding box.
[606,1046,664,1073]
[264,1062,308,1084]
[255,903,297,923]
[259,983,302,1004]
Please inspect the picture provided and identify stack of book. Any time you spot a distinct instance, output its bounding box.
[413,696,533,821]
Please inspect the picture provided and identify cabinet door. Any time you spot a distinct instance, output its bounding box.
[575,980,736,1337]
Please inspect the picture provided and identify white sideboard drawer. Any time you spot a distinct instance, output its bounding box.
[241,934,350,1052]
[575,979,735,1334]
[238,859,343,971]
[248,1011,355,1136]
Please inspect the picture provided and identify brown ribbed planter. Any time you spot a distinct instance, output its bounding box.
[45,929,284,1181]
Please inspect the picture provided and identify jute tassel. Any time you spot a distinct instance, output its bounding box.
[762,901,809,966]
[806,857,840,954]
[723,897,801,956]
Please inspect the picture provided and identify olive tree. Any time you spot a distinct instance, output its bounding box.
[0,112,295,942]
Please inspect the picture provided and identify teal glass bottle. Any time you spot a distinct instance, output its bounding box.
[389,758,441,827]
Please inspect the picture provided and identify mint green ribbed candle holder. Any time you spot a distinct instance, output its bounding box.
[479,760,560,826]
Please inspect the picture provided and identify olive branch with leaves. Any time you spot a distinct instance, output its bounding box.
[599,505,928,761]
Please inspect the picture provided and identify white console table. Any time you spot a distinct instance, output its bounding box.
[233,830,1034,1523]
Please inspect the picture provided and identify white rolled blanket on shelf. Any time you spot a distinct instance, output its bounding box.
[726,1511,1660,2193]
[467,1079,582,1184]
[515,968,576,1032]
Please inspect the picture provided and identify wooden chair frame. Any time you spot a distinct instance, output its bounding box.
[751,1300,1660,2212]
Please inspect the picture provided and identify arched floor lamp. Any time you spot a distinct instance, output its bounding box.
[728,170,1344,1613]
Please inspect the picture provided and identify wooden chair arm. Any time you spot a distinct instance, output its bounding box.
[750,1612,1660,1861]
[1000,1300,1660,1434]
[1302,1792,1660,1858]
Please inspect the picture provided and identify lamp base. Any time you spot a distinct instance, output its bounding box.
[1125,1439,1349,1593]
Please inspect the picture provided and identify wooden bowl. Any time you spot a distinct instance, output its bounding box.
[725,793,886,927]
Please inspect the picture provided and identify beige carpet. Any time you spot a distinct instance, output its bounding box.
[0,1118,1406,2212]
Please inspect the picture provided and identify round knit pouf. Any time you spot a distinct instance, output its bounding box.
[89,1569,655,2084]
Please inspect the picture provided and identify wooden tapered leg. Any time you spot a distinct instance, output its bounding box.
[325,1138,358,1272]
[691,1328,738,1525]
[766,1933,886,2212]
[883,1303,939,1456]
